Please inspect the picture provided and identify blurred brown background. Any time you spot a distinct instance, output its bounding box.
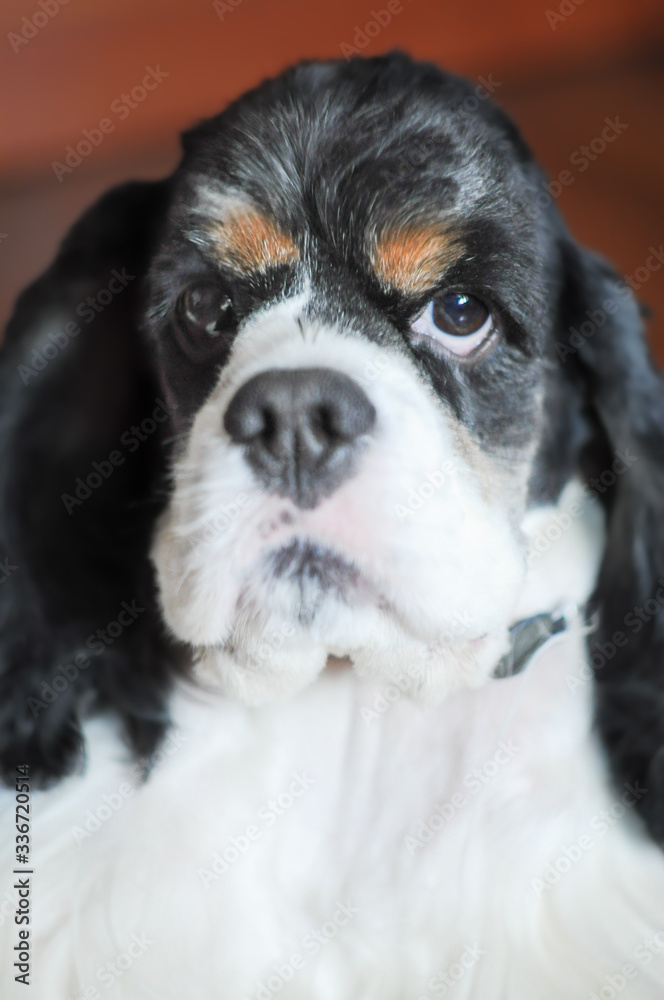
[1,0,663,356]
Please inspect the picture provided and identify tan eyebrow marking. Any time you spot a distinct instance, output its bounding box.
[209,208,298,274]
[370,225,463,294]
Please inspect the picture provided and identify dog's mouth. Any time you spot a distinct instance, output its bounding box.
[182,518,515,706]
[268,539,360,620]
[270,539,358,589]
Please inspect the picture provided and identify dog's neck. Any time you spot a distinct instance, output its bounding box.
[513,478,605,625]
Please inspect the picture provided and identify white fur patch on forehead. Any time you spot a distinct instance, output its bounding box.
[213,292,401,395]
[187,182,298,275]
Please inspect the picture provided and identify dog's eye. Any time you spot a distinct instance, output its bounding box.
[175,282,235,359]
[412,292,494,357]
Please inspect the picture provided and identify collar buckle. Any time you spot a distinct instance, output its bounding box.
[493,603,581,679]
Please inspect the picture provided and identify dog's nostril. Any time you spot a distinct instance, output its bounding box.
[223,397,264,443]
[315,397,373,442]
[314,404,335,437]
[223,367,376,507]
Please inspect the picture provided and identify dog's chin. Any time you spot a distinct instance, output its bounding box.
[193,625,509,706]
[189,540,511,706]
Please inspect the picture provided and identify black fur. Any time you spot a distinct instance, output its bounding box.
[0,179,186,782]
[559,242,664,843]
[1,53,663,849]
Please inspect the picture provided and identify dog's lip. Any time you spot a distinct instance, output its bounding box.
[261,535,387,616]
[269,538,361,591]
[260,538,492,640]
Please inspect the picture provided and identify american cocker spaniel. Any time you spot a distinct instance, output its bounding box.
[2,53,664,1000]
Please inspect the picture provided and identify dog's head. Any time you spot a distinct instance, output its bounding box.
[2,54,664,827]
[148,56,556,703]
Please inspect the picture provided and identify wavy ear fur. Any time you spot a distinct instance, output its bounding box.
[560,240,664,843]
[0,180,185,785]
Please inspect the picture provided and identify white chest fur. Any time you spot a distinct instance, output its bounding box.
[2,485,664,999]
[2,634,664,1000]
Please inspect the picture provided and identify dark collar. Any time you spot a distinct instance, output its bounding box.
[493,605,580,679]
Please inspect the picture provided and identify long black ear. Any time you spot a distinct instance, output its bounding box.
[559,239,664,843]
[0,180,185,785]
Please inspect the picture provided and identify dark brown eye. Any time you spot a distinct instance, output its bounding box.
[411,292,494,357]
[175,283,235,360]
[432,293,489,337]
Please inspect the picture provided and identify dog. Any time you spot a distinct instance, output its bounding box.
[1,52,664,999]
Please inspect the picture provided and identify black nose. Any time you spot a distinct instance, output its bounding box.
[223,367,376,508]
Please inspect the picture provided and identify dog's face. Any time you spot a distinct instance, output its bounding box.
[147,56,559,704]
[3,53,663,837]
